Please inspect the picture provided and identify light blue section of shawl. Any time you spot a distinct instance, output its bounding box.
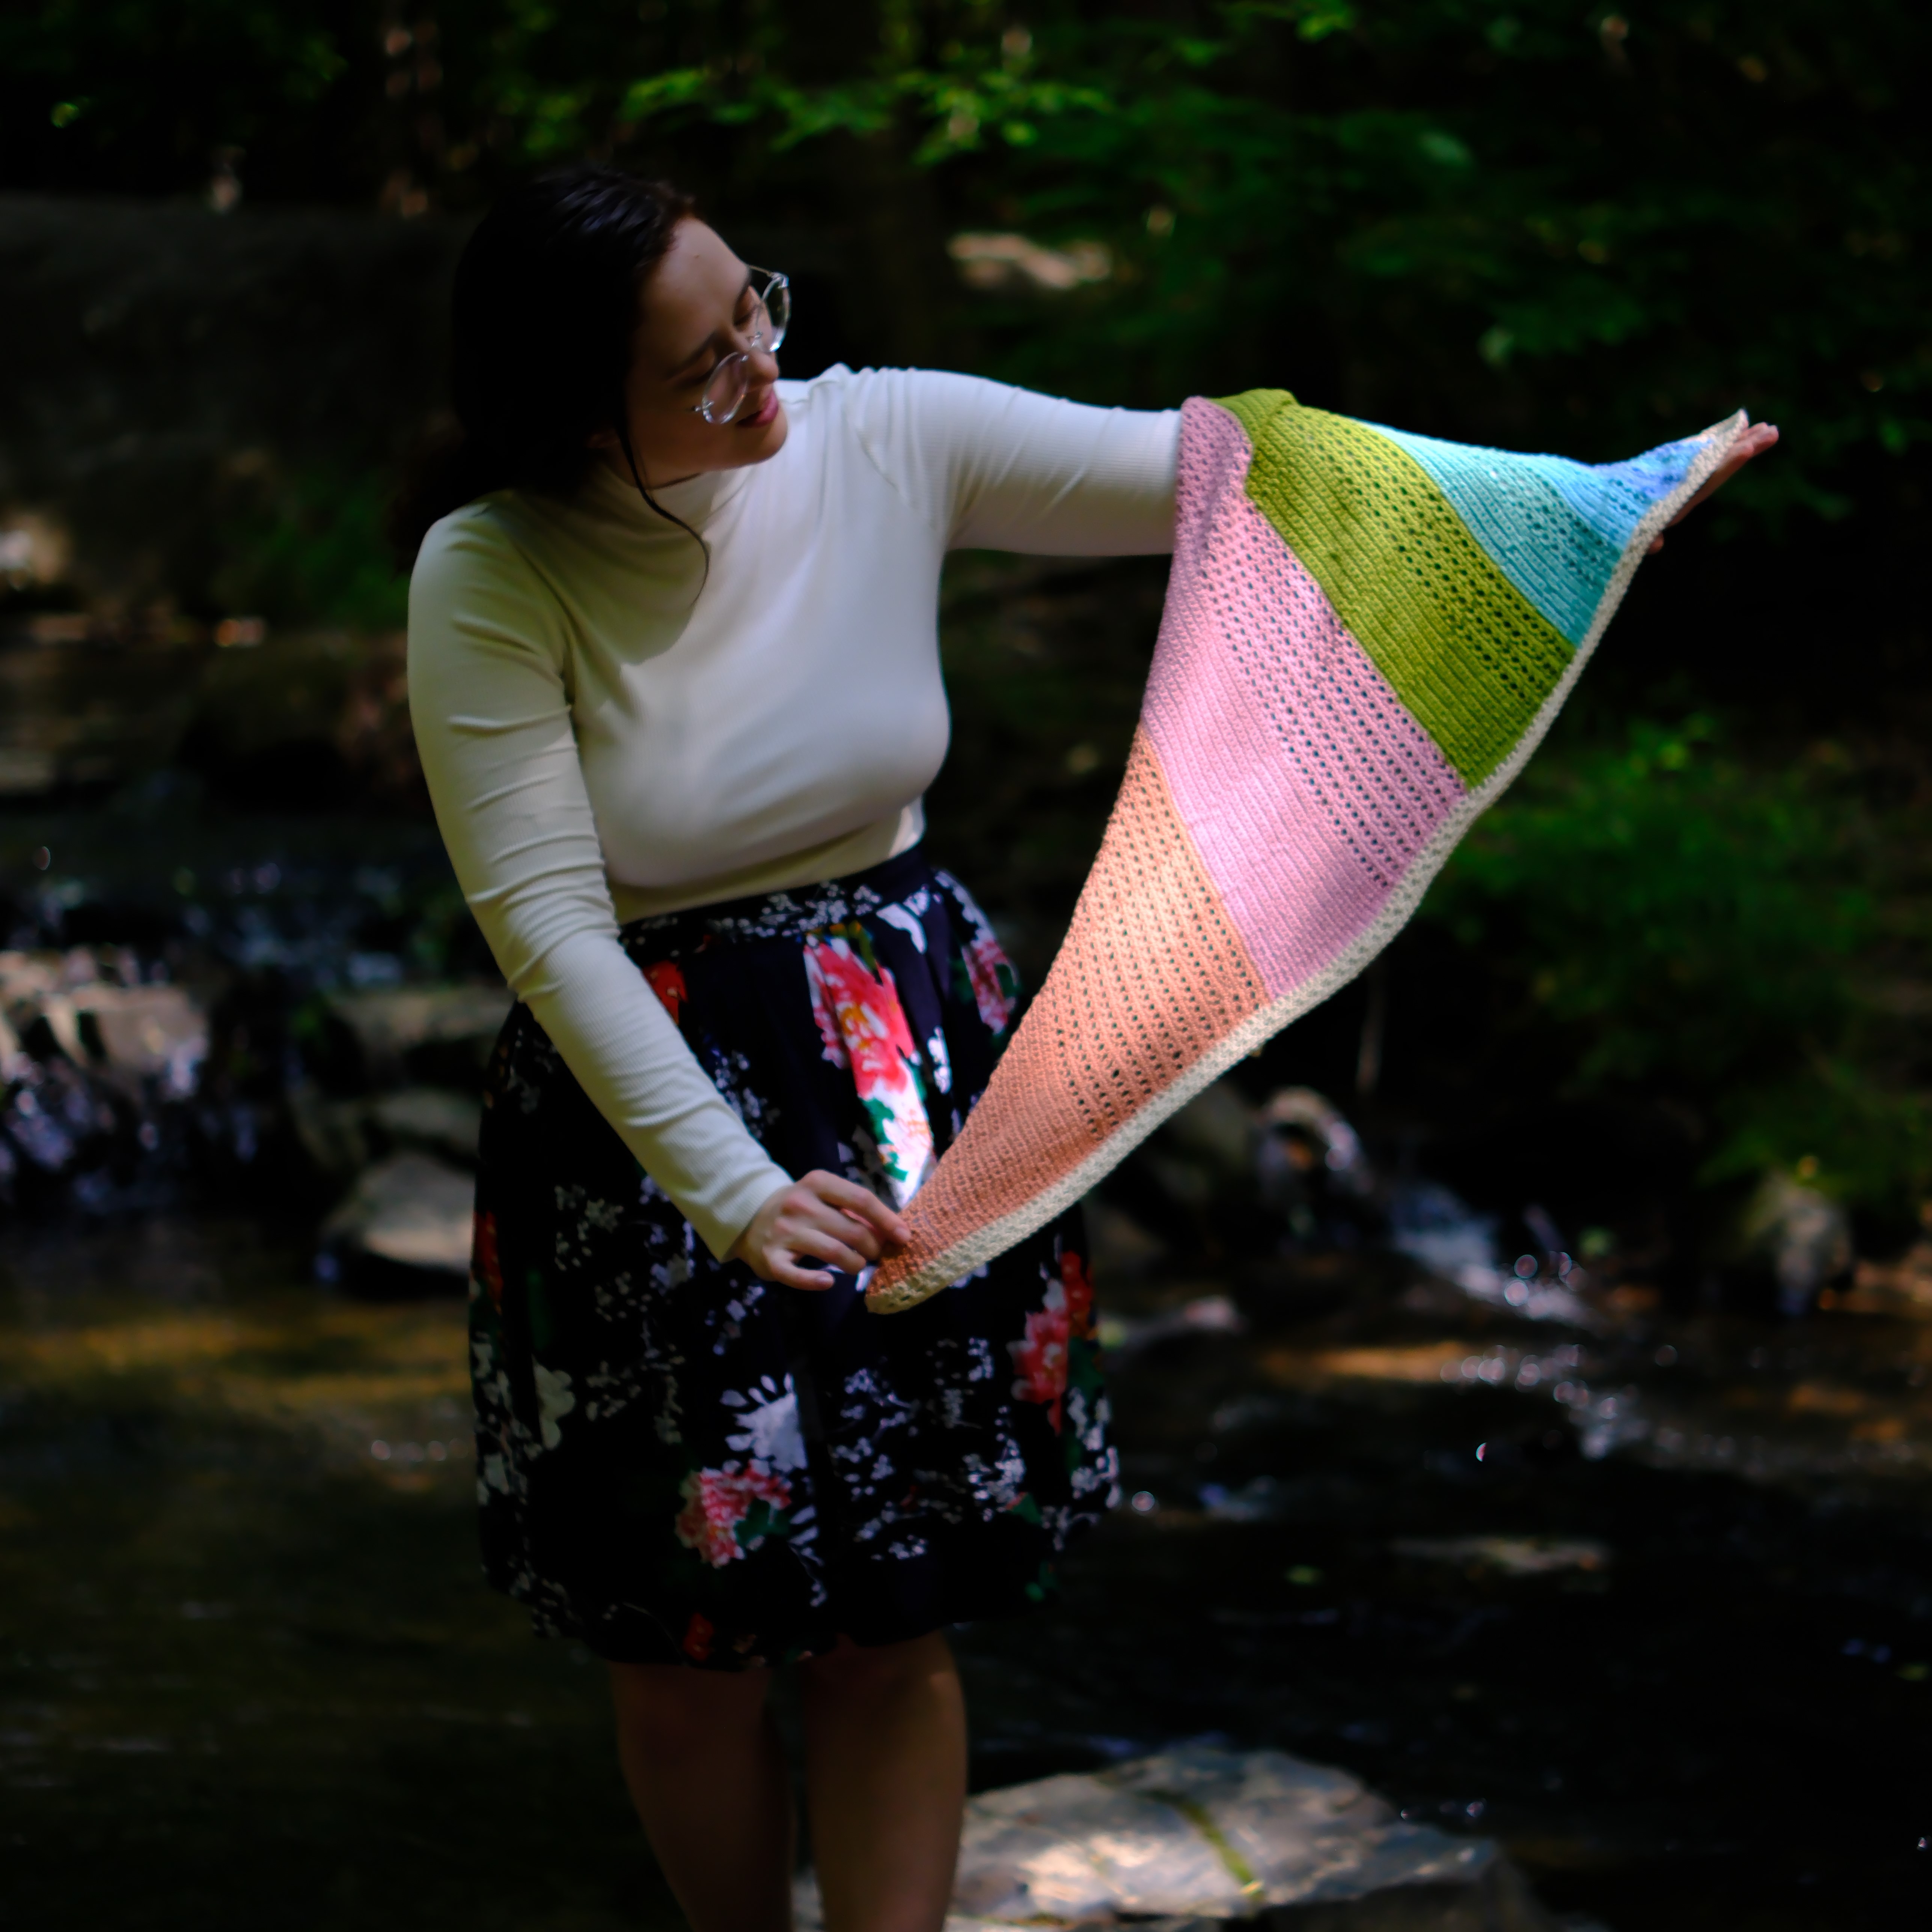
[1363,422,1708,646]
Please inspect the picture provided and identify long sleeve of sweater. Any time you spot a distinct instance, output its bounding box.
[847,367,1180,554]
[406,522,794,1260]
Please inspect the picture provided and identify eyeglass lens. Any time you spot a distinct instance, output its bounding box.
[701,357,750,424]
[757,274,791,351]
[700,273,791,423]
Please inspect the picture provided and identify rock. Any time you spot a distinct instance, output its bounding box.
[1168,1080,1259,1179]
[1138,1078,1260,1213]
[1843,1241,1932,1317]
[1255,1087,1377,1247]
[795,1746,1556,1932]
[369,1087,483,1165]
[1123,1081,1385,1257]
[325,983,510,1087]
[318,1150,474,1278]
[0,950,208,1089]
[71,984,207,1092]
[1,946,91,1014]
[1248,1858,1559,1929]
[15,992,86,1064]
[287,1084,483,1183]
[0,949,210,1206]
[1259,1088,1375,1203]
[1386,1181,1597,1330]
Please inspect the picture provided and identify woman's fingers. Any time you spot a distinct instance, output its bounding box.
[782,1203,876,1273]
[726,1173,911,1288]
[1648,420,1779,551]
[728,1181,849,1284]
[799,1170,911,1247]
[794,1194,883,1257]
[768,1257,838,1292]
[1669,421,1779,524]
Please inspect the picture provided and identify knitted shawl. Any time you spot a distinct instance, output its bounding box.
[867,390,1748,1313]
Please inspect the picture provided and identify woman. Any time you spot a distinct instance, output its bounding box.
[400,167,1171,1932]
[402,167,1774,1932]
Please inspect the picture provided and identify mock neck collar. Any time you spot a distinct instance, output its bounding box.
[581,458,749,533]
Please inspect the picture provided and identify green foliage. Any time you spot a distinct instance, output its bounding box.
[2,0,359,198]
[1421,717,1930,1215]
[210,467,408,631]
[1428,717,1868,1089]
[11,3,1928,527]
[449,0,1929,519]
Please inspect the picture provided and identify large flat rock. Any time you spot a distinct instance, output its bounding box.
[318,1150,473,1277]
[796,1746,1560,1932]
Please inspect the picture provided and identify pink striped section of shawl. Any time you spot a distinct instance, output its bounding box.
[1139,398,1467,999]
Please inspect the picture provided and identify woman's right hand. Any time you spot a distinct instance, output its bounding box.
[727,1172,910,1289]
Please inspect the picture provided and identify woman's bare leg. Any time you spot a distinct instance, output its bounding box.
[797,1632,968,1932]
[608,1659,795,1932]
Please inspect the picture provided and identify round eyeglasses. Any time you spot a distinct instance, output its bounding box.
[693,267,791,425]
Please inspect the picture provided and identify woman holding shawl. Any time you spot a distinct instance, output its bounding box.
[400,167,1772,1932]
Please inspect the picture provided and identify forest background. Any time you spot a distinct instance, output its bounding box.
[5,0,1929,1270]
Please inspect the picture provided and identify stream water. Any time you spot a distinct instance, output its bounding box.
[4,1207,1929,1929]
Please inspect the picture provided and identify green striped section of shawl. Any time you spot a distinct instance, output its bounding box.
[1218,390,1576,786]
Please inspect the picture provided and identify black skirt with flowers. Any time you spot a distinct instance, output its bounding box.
[467,847,1117,1670]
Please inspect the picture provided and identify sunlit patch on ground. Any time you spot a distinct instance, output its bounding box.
[5,1271,477,1489]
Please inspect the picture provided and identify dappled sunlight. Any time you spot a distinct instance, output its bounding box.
[4,1237,473,1479]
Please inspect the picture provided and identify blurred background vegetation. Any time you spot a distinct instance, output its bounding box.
[3,0,1929,1262]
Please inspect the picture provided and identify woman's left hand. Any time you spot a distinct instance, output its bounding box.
[1647,419,1779,553]
[728,1171,909,1290]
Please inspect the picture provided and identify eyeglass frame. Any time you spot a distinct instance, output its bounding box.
[690,267,791,426]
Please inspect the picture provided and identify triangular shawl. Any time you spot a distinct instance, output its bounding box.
[867,390,1748,1312]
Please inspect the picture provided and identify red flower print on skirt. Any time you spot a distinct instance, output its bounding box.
[644,960,688,1024]
[803,926,934,1204]
[961,931,1020,1036]
[1060,1248,1096,1340]
[1010,1276,1075,1431]
[674,1466,794,1568]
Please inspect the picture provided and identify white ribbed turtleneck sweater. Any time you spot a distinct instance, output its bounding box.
[407,366,1179,1257]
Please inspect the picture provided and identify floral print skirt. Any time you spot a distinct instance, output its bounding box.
[468,847,1118,1670]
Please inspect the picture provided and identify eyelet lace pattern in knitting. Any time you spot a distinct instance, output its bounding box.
[865,730,1263,1312]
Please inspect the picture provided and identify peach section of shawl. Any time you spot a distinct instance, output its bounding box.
[886,728,1266,1266]
[1140,399,1468,1000]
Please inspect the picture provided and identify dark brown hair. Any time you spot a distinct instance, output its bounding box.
[390,167,694,564]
